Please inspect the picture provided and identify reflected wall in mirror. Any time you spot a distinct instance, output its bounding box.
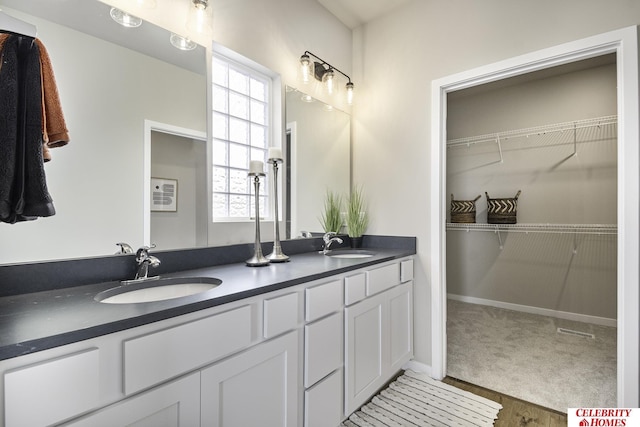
[0,0,207,264]
[285,87,351,239]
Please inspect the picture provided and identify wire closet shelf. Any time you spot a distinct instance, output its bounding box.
[446,115,617,148]
[446,223,618,235]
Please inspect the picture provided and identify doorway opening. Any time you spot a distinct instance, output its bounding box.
[143,120,208,250]
[429,27,639,407]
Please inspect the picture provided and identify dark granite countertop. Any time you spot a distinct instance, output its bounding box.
[0,237,415,361]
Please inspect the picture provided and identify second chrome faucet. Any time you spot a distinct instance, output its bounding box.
[322,232,343,255]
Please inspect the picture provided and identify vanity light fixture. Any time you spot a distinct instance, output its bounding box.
[109,7,142,28]
[186,0,213,35]
[299,51,354,105]
[170,33,197,51]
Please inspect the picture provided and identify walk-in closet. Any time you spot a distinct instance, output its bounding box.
[444,54,618,412]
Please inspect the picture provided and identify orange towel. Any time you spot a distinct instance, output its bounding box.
[35,38,69,162]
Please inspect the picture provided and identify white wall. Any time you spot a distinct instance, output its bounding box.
[352,0,640,367]
[446,62,617,320]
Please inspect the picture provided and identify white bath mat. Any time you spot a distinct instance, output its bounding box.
[342,370,502,426]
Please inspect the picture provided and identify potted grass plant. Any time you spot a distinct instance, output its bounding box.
[319,190,343,234]
[346,186,369,248]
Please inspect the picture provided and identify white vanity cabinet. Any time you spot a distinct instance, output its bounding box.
[1,255,414,427]
[344,259,414,416]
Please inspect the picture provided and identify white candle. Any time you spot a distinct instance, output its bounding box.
[268,147,283,161]
[249,160,264,175]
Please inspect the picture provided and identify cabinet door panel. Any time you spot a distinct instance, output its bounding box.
[201,331,299,427]
[389,281,413,371]
[62,373,200,427]
[304,369,342,427]
[5,348,100,427]
[344,294,385,415]
[304,312,342,387]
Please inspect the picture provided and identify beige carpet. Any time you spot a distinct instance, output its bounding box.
[446,299,616,413]
[342,370,502,426]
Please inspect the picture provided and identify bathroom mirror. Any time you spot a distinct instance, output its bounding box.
[284,87,351,238]
[0,0,208,264]
[0,0,353,265]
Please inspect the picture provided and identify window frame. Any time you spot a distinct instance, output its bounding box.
[210,45,281,223]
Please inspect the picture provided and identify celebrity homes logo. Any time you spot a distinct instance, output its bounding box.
[568,408,639,426]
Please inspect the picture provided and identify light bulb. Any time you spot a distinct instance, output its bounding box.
[170,33,197,51]
[323,68,335,95]
[186,0,212,35]
[299,54,311,84]
[346,82,354,105]
[110,8,142,28]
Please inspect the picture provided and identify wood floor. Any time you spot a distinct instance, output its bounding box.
[443,377,568,427]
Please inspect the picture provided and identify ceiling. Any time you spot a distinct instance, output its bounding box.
[317,0,412,29]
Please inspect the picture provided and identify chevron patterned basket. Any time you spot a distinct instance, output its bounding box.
[450,194,481,223]
[485,190,521,224]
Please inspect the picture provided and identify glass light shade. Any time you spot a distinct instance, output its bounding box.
[186,0,213,35]
[299,54,312,84]
[323,69,335,95]
[170,33,197,51]
[110,8,142,28]
[346,82,354,105]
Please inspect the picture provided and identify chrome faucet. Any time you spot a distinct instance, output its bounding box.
[133,245,161,281]
[322,232,343,254]
[115,242,134,254]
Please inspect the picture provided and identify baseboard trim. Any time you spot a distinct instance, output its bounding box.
[447,294,617,328]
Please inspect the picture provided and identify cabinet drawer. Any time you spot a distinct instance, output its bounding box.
[264,292,299,339]
[124,305,252,394]
[401,259,414,283]
[305,279,342,322]
[304,369,342,427]
[5,348,100,427]
[366,263,400,296]
[304,312,342,388]
[344,273,366,306]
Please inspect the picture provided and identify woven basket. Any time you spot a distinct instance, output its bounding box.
[450,194,481,223]
[485,190,521,224]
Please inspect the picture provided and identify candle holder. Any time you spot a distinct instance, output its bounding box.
[246,171,270,267]
[267,156,289,262]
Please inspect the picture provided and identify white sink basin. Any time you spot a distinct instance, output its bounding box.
[326,250,375,259]
[95,277,221,304]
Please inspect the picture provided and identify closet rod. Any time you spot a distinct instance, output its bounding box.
[446,223,618,235]
[0,9,37,38]
[447,115,617,148]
